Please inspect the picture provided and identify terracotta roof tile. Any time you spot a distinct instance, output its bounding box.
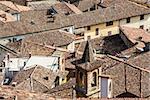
[102,53,150,97]
[120,26,150,48]
[0,1,32,12]
[69,0,150,28]
[12,65,68,93]
[77,34,128,56]
[78,0,100,11]
[0,10,16,23]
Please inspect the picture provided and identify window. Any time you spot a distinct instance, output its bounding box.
[87,26,91,30]
[8,39,11,42]
[140,25,144,29]
[12,38,17,42]
[80,72,83,81]
[91,72,97,87]
[96,28,99,36]
[54,76,59,87]
[140,15,144,20]
[79,72,84,85]
[24,62,26,66]
[87,36,91,40]
[62,78,64,81]
[108,31,112,36]
[126,17,130,23]
[106,21,113,26]
[62,59,65,64]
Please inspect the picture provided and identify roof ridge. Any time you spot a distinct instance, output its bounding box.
[30,65,38,78]
[0,44,19,56]
[13,3,20,12]
[58,30,75,40]
[26,41,71,53]
[128,0,150,9]
[64,2,82,14]
[107,54,150,73]
[0,1,19,12]
[15,78,30,88]
[82,40,95,62]
[32,78,50,90]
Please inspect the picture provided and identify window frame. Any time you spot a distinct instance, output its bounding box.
[140,15,144,20]
[91,72,97,87]
[96,28,99,36]
[87,26,91,30]
[139,25,144,29]
[126,17,131,23]
[106,21,113,26]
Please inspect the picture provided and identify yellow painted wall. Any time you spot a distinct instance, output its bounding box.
[84,21,119,40]
[83,14,150,41]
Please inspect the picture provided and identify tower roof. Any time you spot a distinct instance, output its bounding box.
[82,40,94,62]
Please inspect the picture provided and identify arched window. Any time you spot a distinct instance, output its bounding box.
[91,72,97,87]
[79,72,84,86]
[80,72,83,81]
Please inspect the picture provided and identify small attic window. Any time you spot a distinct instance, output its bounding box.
[43,76,49,80]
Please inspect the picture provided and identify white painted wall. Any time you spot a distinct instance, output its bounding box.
[120,14,150,31]
[67,41,75,52]
[24,56,59,71]
[12,13,21,21]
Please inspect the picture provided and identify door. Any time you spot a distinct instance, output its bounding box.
[101,77,108,98]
